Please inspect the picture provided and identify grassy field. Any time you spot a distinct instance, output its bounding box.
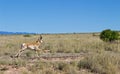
[0,33,120,74]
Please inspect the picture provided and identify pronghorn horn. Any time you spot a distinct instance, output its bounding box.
[40,35,42,40]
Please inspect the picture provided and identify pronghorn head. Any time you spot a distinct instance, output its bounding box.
[36,35,43,43]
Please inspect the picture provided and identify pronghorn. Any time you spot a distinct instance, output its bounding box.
[15,35,43,57]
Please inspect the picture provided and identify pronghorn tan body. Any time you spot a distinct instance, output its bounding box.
[15,35,43,57]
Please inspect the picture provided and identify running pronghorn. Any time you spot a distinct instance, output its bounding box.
[15,35,43,58]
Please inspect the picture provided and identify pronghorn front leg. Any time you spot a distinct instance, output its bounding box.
[35,48,42,57]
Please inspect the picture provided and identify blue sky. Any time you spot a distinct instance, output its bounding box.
[0,0,120,33]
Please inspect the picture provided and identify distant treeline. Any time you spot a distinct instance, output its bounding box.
[0,31,98,35]
[0,31,119,35]
[0,31,36,35]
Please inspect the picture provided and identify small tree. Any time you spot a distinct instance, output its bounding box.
[100,29,120,42]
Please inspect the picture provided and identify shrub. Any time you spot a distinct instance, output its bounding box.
[23,34,31,37]
[57,63,67,71]
[12,58,27,67]
[100,29,120,42]
[25,51,33,57]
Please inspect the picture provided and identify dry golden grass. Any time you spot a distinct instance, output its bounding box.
[0,33,120,74]
[78,52,120,74]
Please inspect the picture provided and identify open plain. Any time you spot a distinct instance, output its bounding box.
[0,33,120,74]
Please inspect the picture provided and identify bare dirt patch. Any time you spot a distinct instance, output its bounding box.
[1,53,87,74]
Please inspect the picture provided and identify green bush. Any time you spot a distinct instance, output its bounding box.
[100,29,120,42]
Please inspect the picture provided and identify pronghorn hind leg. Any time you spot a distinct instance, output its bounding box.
[15,49,25,58]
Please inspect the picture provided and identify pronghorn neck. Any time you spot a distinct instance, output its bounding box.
[36,38,42,44]
[36,39,39,42]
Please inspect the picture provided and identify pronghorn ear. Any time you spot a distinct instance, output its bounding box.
[40,35,42,40]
